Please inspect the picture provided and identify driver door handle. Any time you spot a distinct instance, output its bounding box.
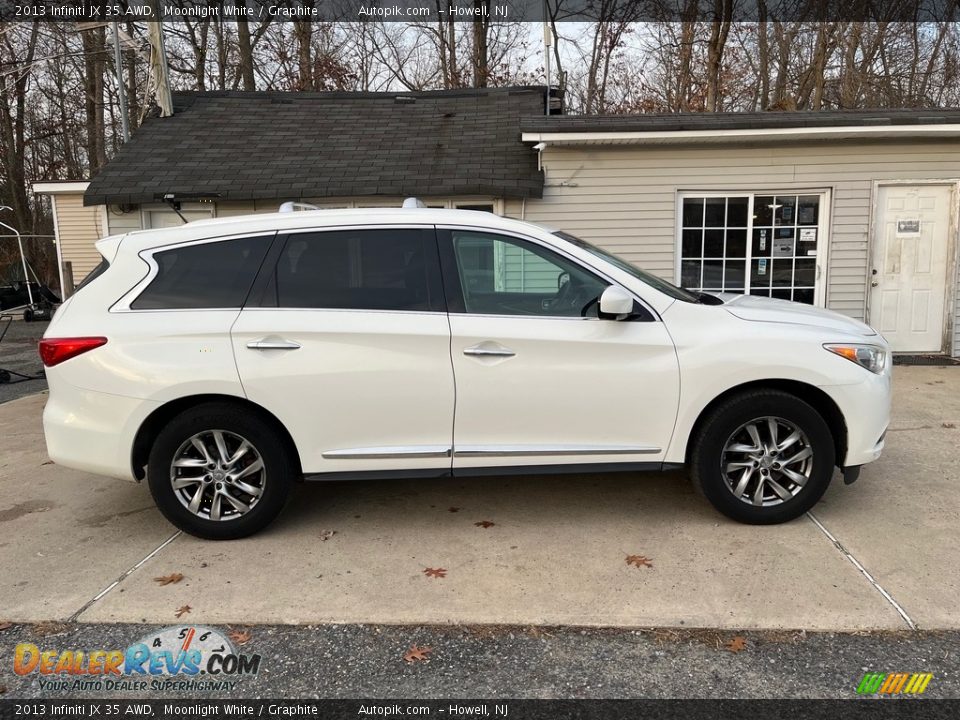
[247,339,302,350]
[464,342,516,358]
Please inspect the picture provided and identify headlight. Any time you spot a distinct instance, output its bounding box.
[823,344,887,374]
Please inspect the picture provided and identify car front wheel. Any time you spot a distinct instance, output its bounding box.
[690,390,836,524]
[147,403,294,539]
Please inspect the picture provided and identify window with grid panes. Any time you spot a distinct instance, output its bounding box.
[680,194,822,305]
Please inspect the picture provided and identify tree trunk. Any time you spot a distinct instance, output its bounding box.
[294,21,314,90]
[471,9,490,87]
[236,6,256,90]
[81,25,107,174]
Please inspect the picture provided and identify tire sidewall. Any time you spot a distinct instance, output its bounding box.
[147,404,292,539]
[693,392,836,524]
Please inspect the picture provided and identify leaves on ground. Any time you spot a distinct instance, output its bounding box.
[943,422,956,429]
[423,567,447,579]
[319,530,337,541]
[0,622,12,632]
[154,572,184,586]
[0,683,6,694]
[725,636,748,653]
[447,507,460,513]
[228,628,252,645]
[32,622,69,637]
[40,460,53,466]
[625,554,653,569]
[474,520,495,528]
[174,605,192,619]
[403,644,433,664]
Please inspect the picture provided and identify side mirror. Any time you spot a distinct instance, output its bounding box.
[598,285,634,318]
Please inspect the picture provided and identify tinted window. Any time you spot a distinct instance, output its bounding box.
[449,230,608,317]
[132,235,272,310]
[266,229,441,311]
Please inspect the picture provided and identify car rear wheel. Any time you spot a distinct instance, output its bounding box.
[690,390,836,524]
[147,403,294,539]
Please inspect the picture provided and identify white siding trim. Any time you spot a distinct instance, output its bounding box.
[522,125,960,146]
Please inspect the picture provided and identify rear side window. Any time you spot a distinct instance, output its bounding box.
[132,235,272,310]
[74,258,109,293]
[261,229,443,312]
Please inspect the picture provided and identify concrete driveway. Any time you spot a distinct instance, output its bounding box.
[1,366,958,631]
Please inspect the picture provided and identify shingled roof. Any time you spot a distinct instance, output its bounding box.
[84,87,546,206]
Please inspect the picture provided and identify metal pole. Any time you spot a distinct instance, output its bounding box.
[0,208,33,307]
[113,21,130,141]
[543,16,552,115]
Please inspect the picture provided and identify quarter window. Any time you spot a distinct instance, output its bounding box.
[132,235,272,310]
[448,230,608,317]
[264,229,441,312]
[680,194,822,305]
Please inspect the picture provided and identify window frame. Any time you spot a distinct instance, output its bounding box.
[674,189,831,307]
[112,232,278,313]
[436,225,655,321]
[247,225,447,314]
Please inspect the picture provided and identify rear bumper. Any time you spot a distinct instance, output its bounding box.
[821,368,891,468]
[42,374,157,482]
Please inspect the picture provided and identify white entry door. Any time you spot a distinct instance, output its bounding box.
[871,185,954,353]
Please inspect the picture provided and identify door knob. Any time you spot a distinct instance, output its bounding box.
[871,281,879,287]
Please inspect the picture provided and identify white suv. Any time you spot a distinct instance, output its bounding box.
[40,207,891,539]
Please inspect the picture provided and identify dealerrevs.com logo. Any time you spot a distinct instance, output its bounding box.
[14,625,261,693]
[856,672,933,695]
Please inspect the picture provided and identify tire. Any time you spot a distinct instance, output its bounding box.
[690,390,835,525]
[147,402,294,539]
[22,309,33,322]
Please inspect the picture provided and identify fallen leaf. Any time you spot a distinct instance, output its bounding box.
[228,628,252,645]
[41,461,54,466]
[175,605,192,618]
[423,567,447,579]
[448,507,460,513]
[474,520,495,528]
[725,636,748,653]
[0,622,12,631]
[943,422,956,429]
[626,554,653,569]
[403,644,433,663]
[0,684,6,694]
[319,530,337,541]
[32,622,69,637]
[154,573,184,586]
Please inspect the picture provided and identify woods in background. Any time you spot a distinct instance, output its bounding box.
[2,16,960,252]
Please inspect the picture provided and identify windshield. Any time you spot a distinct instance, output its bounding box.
[553,231,699,303]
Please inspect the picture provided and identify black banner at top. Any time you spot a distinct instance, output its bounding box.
[1,0,959,22]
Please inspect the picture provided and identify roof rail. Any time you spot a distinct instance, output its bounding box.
[278,201,320,213]
[402,197,427,209]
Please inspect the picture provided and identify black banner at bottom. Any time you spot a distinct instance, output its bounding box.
[1,699,958,720]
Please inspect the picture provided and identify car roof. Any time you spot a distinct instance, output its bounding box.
[118,207,554,251]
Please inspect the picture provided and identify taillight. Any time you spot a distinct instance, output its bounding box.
[39,337,108,367]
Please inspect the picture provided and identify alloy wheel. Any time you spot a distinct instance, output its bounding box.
[170,430,266,521]
[720,416,814,506]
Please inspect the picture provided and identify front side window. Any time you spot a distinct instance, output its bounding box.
[132,235,272,310]
[447,230,608,317]
[263,229,441,312]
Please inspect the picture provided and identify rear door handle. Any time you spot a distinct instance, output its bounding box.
[464,343,516,358]
[246,339,301,350]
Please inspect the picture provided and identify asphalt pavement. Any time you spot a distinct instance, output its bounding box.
[1,622,957,699]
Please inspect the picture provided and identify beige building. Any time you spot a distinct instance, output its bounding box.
[35,90,960,358]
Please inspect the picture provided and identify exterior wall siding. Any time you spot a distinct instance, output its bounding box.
[53,194,107,287]
[507,140,960,355]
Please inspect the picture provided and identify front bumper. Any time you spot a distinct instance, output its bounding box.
[821,367,891,468]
